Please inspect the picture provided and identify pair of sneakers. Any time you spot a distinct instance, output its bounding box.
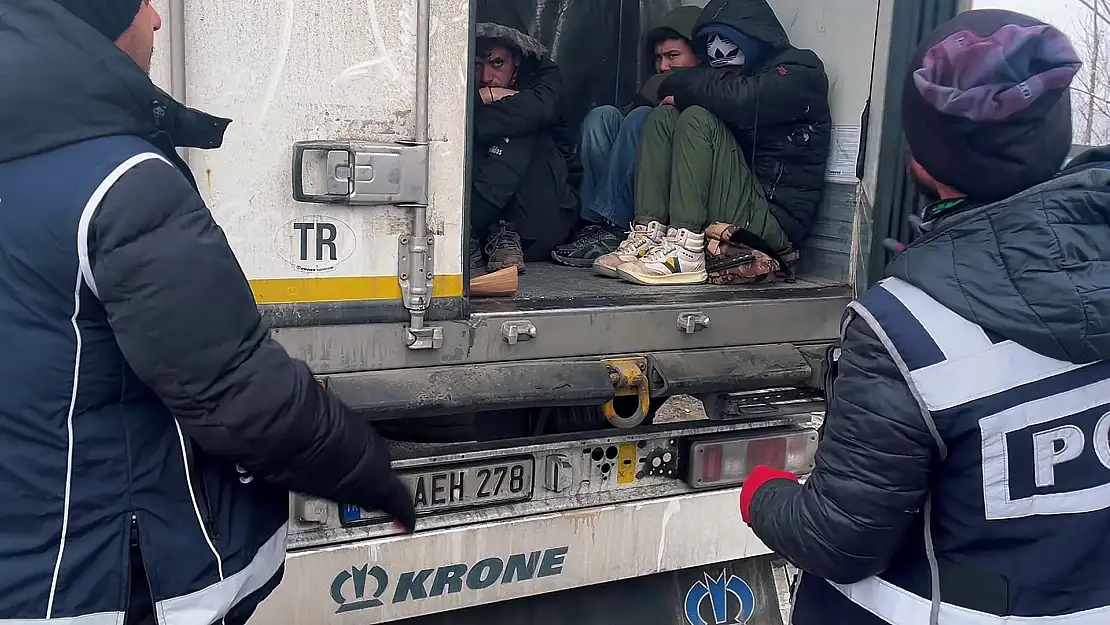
[593,221,708,285]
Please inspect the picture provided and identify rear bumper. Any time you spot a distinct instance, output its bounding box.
[249,487,771,624]
[320,342,831,419]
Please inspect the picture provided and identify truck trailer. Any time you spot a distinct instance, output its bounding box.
[145,0,968,622]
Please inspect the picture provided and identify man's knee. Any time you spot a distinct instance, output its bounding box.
[582,105,623,145]
[623,105,652,126]
[643,105,680,133]
[676,105,724,132]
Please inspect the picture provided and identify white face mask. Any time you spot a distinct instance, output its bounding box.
[707,34,745,67]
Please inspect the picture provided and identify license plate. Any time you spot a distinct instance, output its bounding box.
[339,456,535,525]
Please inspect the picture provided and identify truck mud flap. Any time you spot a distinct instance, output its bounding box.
[248,488,779,625]
[322,343,828,419]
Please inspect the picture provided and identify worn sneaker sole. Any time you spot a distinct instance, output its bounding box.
[617,267,708,285]
[550,250,598,268]
[592,261,624,278]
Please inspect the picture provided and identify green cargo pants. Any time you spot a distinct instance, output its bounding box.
[634,105,790,253]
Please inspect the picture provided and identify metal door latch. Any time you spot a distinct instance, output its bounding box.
[398,231,441,350]
[291,140,428,206]
[677,311,711,334]
[501,320,537,345]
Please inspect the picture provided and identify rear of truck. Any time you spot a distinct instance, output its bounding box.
[147,0,900,621]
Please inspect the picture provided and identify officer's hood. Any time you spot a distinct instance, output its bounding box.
[0,0,228,166]
[887,152,1110,364]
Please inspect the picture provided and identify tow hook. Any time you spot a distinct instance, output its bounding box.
[601,357,652,429]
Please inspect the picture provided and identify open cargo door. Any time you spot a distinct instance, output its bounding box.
[149,0,471,349]
[860,0,964,287]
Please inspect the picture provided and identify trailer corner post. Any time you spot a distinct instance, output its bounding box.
[168,0,190,165]
[396,0,440,351]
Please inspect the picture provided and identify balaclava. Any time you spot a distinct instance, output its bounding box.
[50,0,143,42]
[698,24,769,70]
[903,9,1081,202]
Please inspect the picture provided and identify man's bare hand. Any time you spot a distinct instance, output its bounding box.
[481,87,518,104]
[659,95,676,106]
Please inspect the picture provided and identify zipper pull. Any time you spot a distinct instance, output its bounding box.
[130,513,139,547]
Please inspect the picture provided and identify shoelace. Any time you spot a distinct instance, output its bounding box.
[641,239,679,263]
[618,229,651,252]
[574,225,608,246]
[486,230,522,255]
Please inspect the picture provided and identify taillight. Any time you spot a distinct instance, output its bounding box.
[682,428,818,489]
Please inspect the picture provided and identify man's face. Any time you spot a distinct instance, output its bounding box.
[476,44,519,88]
[654,37,698,73]
[114,0,161,74]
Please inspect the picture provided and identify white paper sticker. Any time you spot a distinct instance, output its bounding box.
[825,124,862,184]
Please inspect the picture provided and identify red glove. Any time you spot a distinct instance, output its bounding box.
[739,465,798,524]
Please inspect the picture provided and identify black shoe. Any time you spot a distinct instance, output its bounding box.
[468,236,485,273]
[551,224,624,267]
[486,223,526,274]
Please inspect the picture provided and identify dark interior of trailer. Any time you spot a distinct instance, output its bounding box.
[465,0,860,316]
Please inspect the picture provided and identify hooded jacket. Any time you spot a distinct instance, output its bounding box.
[472,0,578,240]
[632,6,701,108]
[473,1,569,150]
[0,1,405,622]
[656,0,832,250]
[747,151,1110,622]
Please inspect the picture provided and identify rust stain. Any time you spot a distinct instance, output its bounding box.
[205,168,213,195]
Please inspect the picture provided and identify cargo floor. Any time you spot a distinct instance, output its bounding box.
[469,261,846,312]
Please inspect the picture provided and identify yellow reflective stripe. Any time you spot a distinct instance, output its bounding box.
[249,274,464,305]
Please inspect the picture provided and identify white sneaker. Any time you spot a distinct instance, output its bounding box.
[592,221,667,278]
[616,227,707,285]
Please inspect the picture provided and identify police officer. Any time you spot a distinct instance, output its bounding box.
[0,1,415,624]
[735,10,1110,625]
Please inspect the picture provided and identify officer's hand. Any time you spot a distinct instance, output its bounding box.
[376,475,417,533]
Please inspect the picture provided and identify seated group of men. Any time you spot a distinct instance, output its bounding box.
[469,0,832,287]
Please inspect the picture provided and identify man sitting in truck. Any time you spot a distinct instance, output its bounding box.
[736,10,1110,625]
[470,4,578,275]
[551,6,701,267]
[592,0,832,286]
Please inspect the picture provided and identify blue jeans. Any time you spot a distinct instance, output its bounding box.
[578,105,651,227]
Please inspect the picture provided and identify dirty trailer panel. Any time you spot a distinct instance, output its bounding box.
[249,488,782,624]
[388,557,788,625]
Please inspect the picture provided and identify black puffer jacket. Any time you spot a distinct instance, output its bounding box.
[0,0,409,521]
[747,150,1110,584]
[657,0,832,248]
[473,1,574,157]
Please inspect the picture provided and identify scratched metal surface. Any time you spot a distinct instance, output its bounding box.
[148,0,469,281]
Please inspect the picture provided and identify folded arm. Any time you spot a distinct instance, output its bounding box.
[474,60,563,141]
[658,54,828,128]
